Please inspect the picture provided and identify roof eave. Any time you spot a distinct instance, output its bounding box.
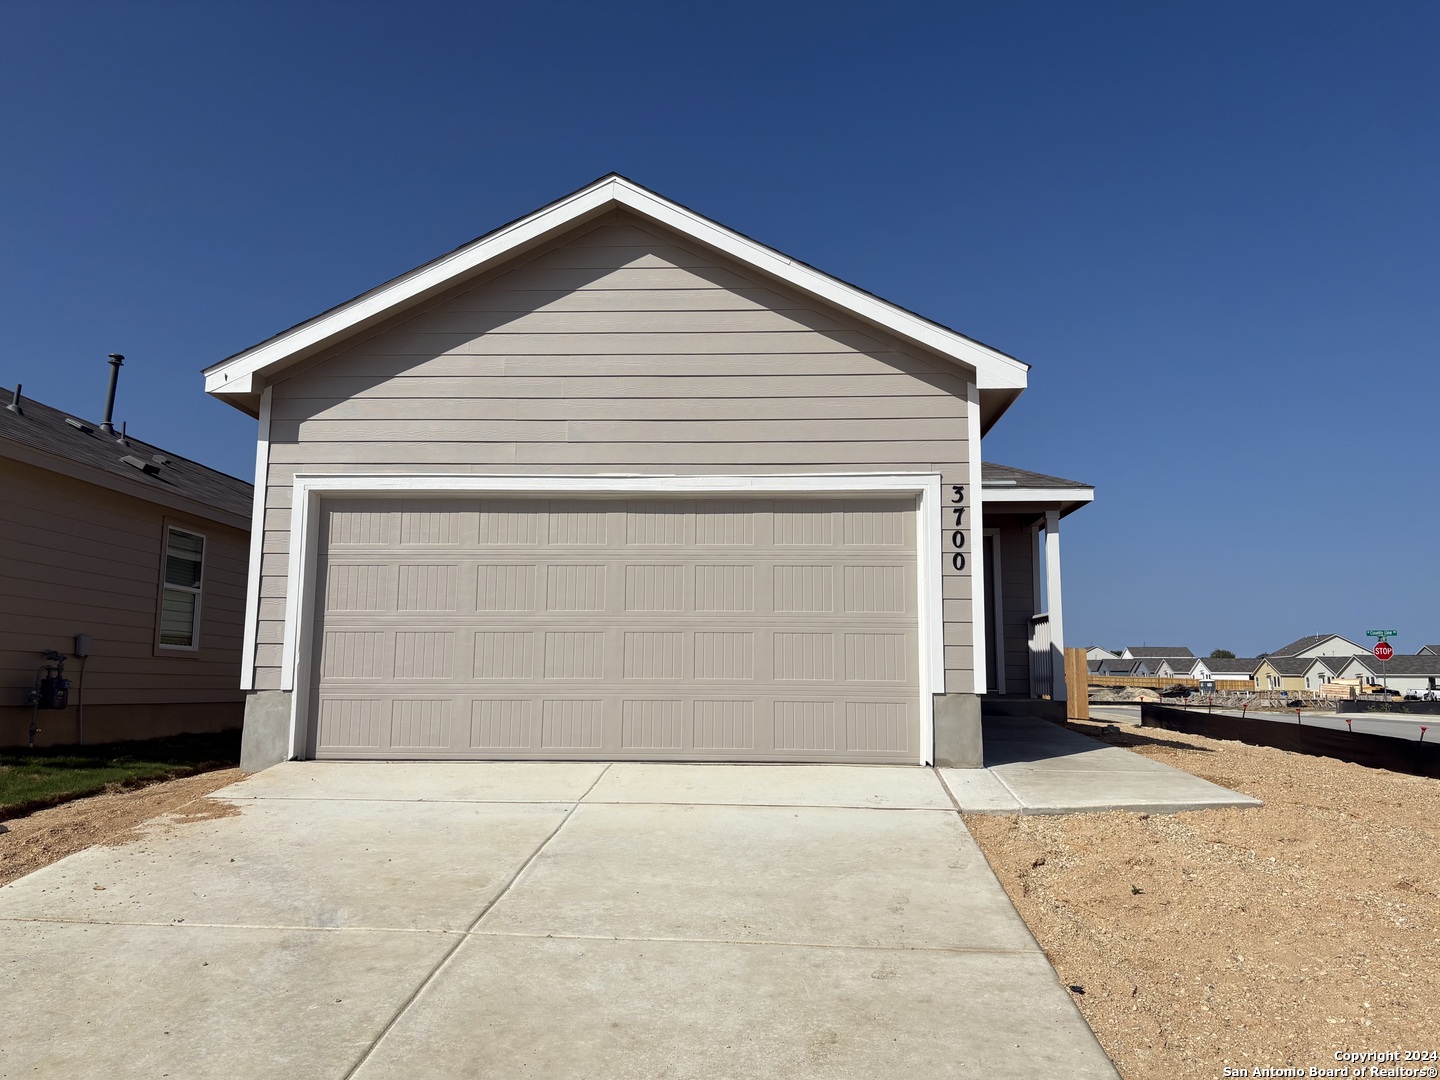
[980,485,1095,519]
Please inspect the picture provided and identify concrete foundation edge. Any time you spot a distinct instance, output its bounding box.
[240,691,293,773]
[982,697,1067,721]
[932,693,983,768]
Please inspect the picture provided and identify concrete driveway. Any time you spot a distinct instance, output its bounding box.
[0,763,1119,1079]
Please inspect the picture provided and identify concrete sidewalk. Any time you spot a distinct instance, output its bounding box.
[0,761,1121,1079]
[941,714,1263,815]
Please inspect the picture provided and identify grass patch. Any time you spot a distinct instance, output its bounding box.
[0,729,241,819]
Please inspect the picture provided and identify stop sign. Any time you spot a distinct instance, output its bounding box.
[1374,641,1394,661]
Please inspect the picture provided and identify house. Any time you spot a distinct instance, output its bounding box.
[1121,646,1194,661]
[204,176,1094,771]
[1252,655,1340,694]
[1327,654,1440,698]
[1205,656,1262,687]
[1085,646,1118,661]
[1093,658,1153,677]
[1,384,251,746]
[1156,656,1209,680]
[1267,634,1367,659]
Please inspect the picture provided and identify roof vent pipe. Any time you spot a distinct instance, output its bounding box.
[4,383,20,414]
[99,353,124,434]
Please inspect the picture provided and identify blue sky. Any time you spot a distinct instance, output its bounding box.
[2,1,1435,656]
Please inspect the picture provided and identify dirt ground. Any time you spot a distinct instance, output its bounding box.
[0,768,242,887]
[967,719,1440,1080]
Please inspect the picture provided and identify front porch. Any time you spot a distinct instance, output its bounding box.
[978,463,1094,705]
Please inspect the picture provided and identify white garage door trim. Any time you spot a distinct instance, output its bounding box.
[280,473,944,764]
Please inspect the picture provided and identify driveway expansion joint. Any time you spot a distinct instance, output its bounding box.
[340,762,613,1080]
[463,929,1038,956]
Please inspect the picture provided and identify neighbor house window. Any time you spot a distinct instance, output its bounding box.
[159,527,205,649]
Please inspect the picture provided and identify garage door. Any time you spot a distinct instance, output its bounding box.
[307,496,920,763]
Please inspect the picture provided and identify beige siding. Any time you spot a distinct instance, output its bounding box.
[256,215,973,692]
[0,458,249,740]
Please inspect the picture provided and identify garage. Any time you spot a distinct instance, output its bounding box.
[209,177,1097,773]
[308,494,922,763]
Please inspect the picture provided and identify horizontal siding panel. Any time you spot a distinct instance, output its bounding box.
[400,306,851,337]
[275,373,961,400]
[276,417,964,444]
[283,351,959,390]
[434,286,806,314]
[267,441,963,466]
[470,264,762,293]
[338,330,911,358]
[273,393,965,424]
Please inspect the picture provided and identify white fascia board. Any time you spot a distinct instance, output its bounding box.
[280,471,944,765]
[238,385,272,691]
[205,176,1028,396]
[981,486,1095,504]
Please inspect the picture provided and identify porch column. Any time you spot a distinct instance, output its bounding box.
[1045,510,1066,701]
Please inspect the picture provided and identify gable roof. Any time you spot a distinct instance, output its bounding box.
[1269,634,1365,657]
[1097,658,1145,675]
[1126,647,1195,658]
[1257,655,1339,677]
[1205,657,1262,676]
[1341,654,1440,677]
[203,175,1029,424]
[1419,646,1440,656]
[0,386,252,528]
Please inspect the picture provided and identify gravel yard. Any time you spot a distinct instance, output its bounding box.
[966,718,1440,1080]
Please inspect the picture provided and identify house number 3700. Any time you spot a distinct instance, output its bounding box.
[949,485,966,571]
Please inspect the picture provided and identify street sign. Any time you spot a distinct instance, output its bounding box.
[1373,641,1394,661]
[1366,629,1398,639]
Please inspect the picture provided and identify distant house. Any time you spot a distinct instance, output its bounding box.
[1096,658,1153,677]
[1327,654,1440,698]
[1253,655,1339,694]
[1,386,251,746]
[1156,656,1214,680]
[1205,656,1262,687]
[1419,645,1440,657]
[1086,646,1119,661]
[1122,646,1194,661]
[1267,634,1367,659]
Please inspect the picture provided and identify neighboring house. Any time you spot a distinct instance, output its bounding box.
[203,175,1093,770]
[1418,645,1440,656]
[1328,655,1440,697]
[1252,656,1340,694]
[1086,646,1118,661]
[1121,646,1195,661]
[1156,656,1210,680]
[1205,656,1263,687]
[1,386,251,746]
[1096,658,1152,677]
[1267,634,1367,659]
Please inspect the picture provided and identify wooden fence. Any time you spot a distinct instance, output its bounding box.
[1062,657,1254,723]
[1086,675,1255,693]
